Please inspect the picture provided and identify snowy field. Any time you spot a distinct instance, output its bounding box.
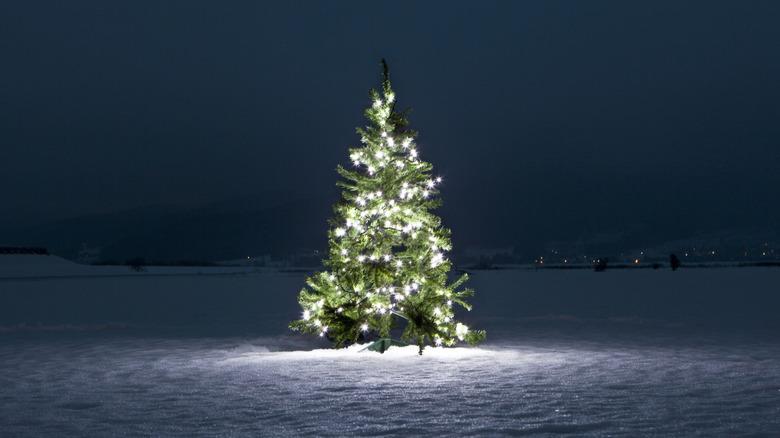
[1,264,780,436]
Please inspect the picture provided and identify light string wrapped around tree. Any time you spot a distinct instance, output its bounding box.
[290,60,485,354]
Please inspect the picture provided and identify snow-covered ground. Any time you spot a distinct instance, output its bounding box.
[1,266,779,435]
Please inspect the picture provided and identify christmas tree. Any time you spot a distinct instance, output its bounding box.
[290,60,485,354]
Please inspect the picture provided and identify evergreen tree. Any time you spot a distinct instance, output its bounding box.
[290,60,485,354]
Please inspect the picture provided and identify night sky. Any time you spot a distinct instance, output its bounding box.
[2,1,779,254]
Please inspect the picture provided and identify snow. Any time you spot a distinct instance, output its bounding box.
[1,267,779,435]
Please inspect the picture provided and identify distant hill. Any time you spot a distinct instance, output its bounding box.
[1,195,333,263]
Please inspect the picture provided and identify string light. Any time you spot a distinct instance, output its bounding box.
[292,66,484,351]
[455,323,469,341]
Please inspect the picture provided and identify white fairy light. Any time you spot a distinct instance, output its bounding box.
[334,228,346,237]
[387,137,395,147]
[426,180,435,188]
[431,252,444,268]
[340,249,348,256]
[369,254,378,261]
[381,131,388,137]
[409,149,418,159]
[433,307,442,316]
[357,255,366,262]
[395,260,403,268]
[368,166,376,175]
[361,323,369,332]
[336,307,343,313]
[436,176,443,183]
[455,323,469,341]
[303,310,311,320]
[434,336,443,347]
[356,197,366,206]
[383,254,391,262]
[402,138,412,148]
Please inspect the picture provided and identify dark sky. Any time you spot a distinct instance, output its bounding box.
[2,1,779,250]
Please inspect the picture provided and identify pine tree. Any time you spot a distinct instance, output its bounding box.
[290,60,485,354]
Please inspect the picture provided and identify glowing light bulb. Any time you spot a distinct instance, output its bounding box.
[303,310,311,320]
[387,137,395,147]
[340,249,348,256]
[361,323,369,332]
[368,166,376,175]
[357,255,366,262]
[433,307,442,316]
[381,131,388,137]
[456,323,469,340]
[436,176,443,183]
[395,260,403,267]
[426,180,435,188]
[335,228,346,237]
[337,307,343,313]
[383,254,391,262]
[434,336,443,347]
[409,149,418,159]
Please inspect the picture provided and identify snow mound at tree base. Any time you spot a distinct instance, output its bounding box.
[225,342,508,362]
